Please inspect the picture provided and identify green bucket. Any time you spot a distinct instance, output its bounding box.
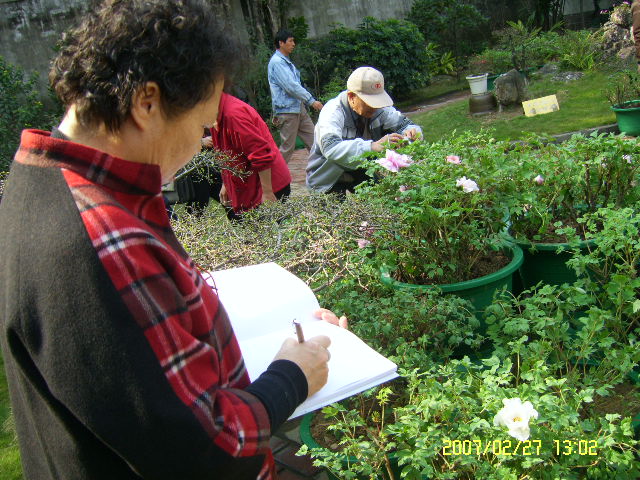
[513,238,595,291]
[380,243,523,317]
[299,413,404,480]
[611,101,640,136]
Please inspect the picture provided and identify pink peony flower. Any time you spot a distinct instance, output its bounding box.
[456,176,479,193]
[399,185,409,192]
[358,221,375,237]
[357,239,371,248]
[376,150,413,172]
[446,155,461,164]
[534,175,544,185]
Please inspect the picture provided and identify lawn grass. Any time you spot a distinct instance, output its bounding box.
[410,70,618,142]
[0,355,22,480]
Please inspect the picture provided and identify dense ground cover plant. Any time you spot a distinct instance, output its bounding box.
[172,192,399,291]
[302,354,640,479]
[318,282,483,366]
[566,205,640,338]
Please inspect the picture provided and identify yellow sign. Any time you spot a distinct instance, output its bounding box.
[522,95,559,117]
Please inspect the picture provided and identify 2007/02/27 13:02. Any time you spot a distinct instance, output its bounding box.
[442,439,598,456]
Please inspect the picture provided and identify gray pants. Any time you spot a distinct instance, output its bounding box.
[274,105,315,163]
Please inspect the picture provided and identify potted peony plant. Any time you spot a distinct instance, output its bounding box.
[355,131,523,316]
[506,132,640,289]
[605,71,640,136]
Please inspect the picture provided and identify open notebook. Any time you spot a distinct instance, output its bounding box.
[207,262,398,419]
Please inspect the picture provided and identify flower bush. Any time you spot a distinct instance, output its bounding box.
[301,355,639,479]
[355,131,520,285]
[507,132,640,242]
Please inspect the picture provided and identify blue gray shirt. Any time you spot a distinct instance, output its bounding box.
[267,50,317,115]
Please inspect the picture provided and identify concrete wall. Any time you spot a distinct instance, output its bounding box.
[287,0,414,38]
[0,0,89,95]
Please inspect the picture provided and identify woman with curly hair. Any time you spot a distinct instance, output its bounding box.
[0,1,337,479]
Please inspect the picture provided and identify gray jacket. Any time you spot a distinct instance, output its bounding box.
[306,91,422,192]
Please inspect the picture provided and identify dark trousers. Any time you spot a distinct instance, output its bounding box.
[326,168,371,198]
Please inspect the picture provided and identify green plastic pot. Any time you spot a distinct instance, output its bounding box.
[380,243,523,317]
[611,101,640,136]
[299,413,404,480]
[513,238,595,291]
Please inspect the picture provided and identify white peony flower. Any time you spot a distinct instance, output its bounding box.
[493,398,539,441]
[456,176,479,193]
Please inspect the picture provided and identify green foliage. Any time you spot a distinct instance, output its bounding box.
[604,70,640,108]
[507,132,640,242]
[557,30,602,71]
[567,205,640,338]
[303,356,640,479]
[233,43,273,119]
[355,131,519,284]
[297,17,432,101]
[408,0,489,61]
[318,282,483,366]
[493,20,543,72]
[0,57,51,173]
[468,49,514,75]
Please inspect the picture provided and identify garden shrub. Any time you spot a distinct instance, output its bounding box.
[557,29,603,71]
[317,281,483,366]
[468,48,514,74]
[408,0,489,60]
[0,57,50,173]
[297,17,433,101]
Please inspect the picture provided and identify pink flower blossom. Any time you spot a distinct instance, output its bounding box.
[534,175,544,185]
[399,185,409,192]
[358,221,375,237]
[446,155,461,164]
[357,239,371,248]
[456,176,479,193]
[376,150,413,172]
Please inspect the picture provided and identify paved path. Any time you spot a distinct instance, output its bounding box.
[288,148,310,196]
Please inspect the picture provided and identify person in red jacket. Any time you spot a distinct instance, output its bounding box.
[203,92,291,220]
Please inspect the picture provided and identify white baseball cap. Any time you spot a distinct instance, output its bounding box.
[346,66,393,108]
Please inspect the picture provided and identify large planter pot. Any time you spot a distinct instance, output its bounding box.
[465,73,489,95]
[380,244,524,318]
[611,101,640,136]
[300,413,405,480]
[513,238,595,291]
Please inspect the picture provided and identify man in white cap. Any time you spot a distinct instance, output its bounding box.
[306,66,421,195]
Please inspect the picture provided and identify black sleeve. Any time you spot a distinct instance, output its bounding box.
[246,359,308,432]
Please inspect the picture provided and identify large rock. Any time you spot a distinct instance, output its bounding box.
[494,69,527,110]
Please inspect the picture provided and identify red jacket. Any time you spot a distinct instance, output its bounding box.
[211,93,291,212]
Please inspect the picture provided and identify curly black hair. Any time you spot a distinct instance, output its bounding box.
[50,0,236,132]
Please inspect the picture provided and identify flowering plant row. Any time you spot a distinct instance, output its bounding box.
[354,130,639,284]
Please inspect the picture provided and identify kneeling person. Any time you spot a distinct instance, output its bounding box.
[306,66,422,195]
[204,92,291,220]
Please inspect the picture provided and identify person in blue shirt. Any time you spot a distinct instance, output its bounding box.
[268,30,323,163]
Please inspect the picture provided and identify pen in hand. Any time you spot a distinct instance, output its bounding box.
[293,319,305,343]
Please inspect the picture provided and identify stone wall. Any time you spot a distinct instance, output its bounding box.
[0,0,89,97]
[287,0,413,38]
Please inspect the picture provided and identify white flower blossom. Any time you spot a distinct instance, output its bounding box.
[456,176,479,193]
[493,398,539,441]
